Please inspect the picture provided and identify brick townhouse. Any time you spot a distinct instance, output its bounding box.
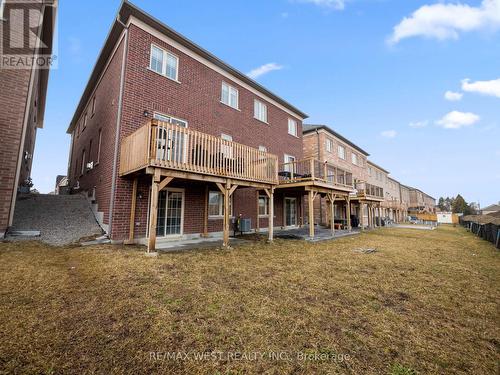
[407,187,436,214]
[0,0,57,237]
[66,1,359,250]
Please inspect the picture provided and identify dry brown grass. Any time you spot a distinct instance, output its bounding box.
[0,226,498,374]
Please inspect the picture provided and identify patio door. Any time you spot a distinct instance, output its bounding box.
[284,197,297,227]
[156,188,184,237]
[153,113,188,164]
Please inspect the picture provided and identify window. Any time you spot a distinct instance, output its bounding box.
[153,112,188,127]
[80,150,86,175]
[351,153,358,165]
[208,191,233,217]
[258,145,267,153]
[326,138,333,153]
[368,167,372,176]
[284,154,296,173]
[254,100,268,123]
[149,44,179,81]
[288,118,297,136]
[221,82,238,109]
[91,96,96,115]
[82,112,87,130]
[338,145,345,160]
[259,195,269,216]
[96,129,102,164]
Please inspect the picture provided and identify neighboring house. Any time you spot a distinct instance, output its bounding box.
[407,187,436,214]
[399,184,410,219]
[0,0,57,237]
[54,175,68,195]
[302,124,371,229]
[482,203,500,216]
[383,177,407,222]
[68,1,364,250]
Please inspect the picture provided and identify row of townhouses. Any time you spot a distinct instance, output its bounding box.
[0,1,435,249]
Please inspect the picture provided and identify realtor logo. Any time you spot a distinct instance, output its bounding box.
[0,0,58,69]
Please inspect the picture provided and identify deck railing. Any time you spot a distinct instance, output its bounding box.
[355,182,384,199]
[278,157,353,189]
[119,120,278,184]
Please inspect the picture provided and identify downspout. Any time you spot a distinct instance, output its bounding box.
[108,15,129,238]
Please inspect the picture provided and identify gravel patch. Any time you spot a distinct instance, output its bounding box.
[9,194,103,246]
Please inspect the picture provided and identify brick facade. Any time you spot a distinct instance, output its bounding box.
[0,0,56,236]
[67,12,305,242]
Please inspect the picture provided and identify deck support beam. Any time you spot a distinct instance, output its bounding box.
[216,180,238,247]
[346,196,351,231]
[126,177,138,244]
[268,187,274,242]
[147,172,160,252]
[255,190,260,234]
[326,193,337,237]
[308,189,317,239]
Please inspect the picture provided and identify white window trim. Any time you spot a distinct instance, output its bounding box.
[351,153,358,166]
[149,44,180,83]
[153,112,188,128]
[288,118,298,137]
[258,195,269,217]
[220,82,240,110]
[254,99,268,124]
[258,145,267,153]
[208,190,234,218]
[338,145,345,160]
[326,138,333,153]
[0,0,5,21]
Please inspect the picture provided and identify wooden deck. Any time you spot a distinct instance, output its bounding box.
[119,119,278,186]
[352,182,384,201]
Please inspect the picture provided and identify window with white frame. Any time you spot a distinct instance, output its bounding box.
[221,82,238,109]
[351,153,358,165]
[284,154,296,173]
[254,100,267,123]
[258,145,267,152]
[259,195,269,216]
[326,138,333,153]
[208,191,233,217]
[338,145,345,160]
[149,44,179,81]
[288,118,297,136]
[221,133,233,158]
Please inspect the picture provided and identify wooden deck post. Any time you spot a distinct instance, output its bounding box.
[308,190,315,238]
[127,177,138,244]
[256,190,260,234]
[202,185,209,237]
[268,187,274,242]
[147,172,160,252]
[223,183,230,247]
[360,203,364,231]
[346,196,352,231]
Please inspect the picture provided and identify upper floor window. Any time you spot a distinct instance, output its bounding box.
[221,82,238,109]
[326,138,333,153]
[258,145,267,153]
[368,167,372,176]
[150,44,179,81]
[254,100,268,123]
[91,96,96,115]
[288,118,297,136]
[82,112,88,130]
[351,153,358,165]
[338,145,345,160]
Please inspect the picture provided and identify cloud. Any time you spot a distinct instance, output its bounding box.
[294,0,347,10]
[462,78,500,98]
[409,120,429,128]
[444,91,463,101]
[247,63,284,79]
[436,111,480,129]
[381,130,397,138]
[387,0,500,45]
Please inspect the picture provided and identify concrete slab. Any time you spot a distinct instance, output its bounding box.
[156,237,249,252]
[274,225,359,242]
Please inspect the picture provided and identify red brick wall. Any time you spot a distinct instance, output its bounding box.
[0,1,44,235]
[108,24,305,240]
[68,38,126,227]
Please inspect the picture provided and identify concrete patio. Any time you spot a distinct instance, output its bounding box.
[274,225,359,242]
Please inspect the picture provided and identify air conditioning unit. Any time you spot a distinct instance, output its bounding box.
[86,161,94,170]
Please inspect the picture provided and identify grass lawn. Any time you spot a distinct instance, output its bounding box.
[0,226,498,374]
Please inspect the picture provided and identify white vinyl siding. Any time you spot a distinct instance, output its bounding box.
[150,44,179,81]
[288,118,297,136]
[254,100,268,123]
[338,145,345,160]
[221,82,239,109]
